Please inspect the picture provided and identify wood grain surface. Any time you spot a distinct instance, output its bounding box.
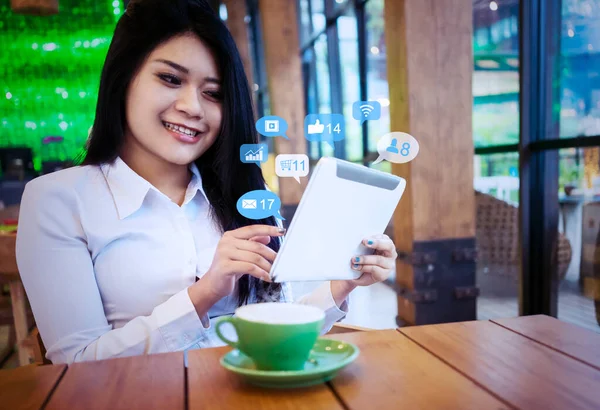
[326,330,510,410]
[44,352,185,410]
[187,346,343,410]
[400,320,600,410]
[492,315,600,370]
[0,364,65,410]
[2,318,598,410]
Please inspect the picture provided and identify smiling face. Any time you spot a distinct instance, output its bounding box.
[122,32,223,167]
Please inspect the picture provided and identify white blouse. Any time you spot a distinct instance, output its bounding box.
[15,157,347,365]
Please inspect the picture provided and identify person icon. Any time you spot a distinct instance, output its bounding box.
[386,138,399,154]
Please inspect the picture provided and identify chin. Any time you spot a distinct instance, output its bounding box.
[162,148,206,166]
[164,154,200,166]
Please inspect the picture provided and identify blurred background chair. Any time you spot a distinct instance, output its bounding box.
[0,204,20,223]
[0,228,40,366]
[476,191,572,297]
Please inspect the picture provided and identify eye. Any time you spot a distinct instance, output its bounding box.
[157,73,182,86]
[204,90,222,101]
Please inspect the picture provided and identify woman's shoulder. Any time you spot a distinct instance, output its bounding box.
[23,164,105,201]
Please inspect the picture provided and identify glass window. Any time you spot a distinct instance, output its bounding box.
[560,0,600,138]
[472,1,520,147]
[333,0,350,12]
[302,47,321,159]
[557,147,600,332]
[314,33,331,114]
[474,152,520,204]
[337,7,361,162]
[302,33,333,160]
[311,0,326,34]
[303,49,319,116]
[475,27,489,48]
[365,0,390,154]
[313,33,335,157]
[474,152,520,320]
[298,0,312,46]
[246,2,270,120]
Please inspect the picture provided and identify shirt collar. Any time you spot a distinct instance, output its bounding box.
[101,157,208,220]
[185,161,209,205]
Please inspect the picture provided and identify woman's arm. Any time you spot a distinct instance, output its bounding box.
[16,179,210,365]
[330,280,357,306]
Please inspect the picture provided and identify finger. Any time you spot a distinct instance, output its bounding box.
[227,224,285,240]
[226,248,273,274]
[249,235,272,245]
[366,233,390,241]
[232,239,278,262]
[363,236,396,257]
[352,254,395,270]
[227,261,271,282]
[351,273,374,287]
[351,263,391,283]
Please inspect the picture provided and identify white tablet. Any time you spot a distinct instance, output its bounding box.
[270,157,406,282]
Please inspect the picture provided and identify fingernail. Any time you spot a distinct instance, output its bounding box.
[367,240,374,245]
[353,264,360,269]
[354,257,360,262]
[277,228,286,234]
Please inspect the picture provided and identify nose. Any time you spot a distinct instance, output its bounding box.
[174,87,205,119]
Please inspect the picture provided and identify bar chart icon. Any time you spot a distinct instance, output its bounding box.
[245,147,263,161]
[240,143,268,164]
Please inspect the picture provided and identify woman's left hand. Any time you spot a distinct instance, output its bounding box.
[329,234,398,307]
[347,234,397,287]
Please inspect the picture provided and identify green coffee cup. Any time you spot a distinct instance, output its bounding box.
[215,302,325,371]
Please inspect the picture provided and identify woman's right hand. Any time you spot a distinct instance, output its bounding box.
[194,224,285,302]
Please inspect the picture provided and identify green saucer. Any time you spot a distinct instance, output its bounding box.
[220,338,359,389]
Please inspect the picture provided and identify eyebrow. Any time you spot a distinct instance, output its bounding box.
[154,59,221,84]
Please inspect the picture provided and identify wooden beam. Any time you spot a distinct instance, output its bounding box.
[222,0,255,92]
[258,0,306,206]
[385,0,475,325]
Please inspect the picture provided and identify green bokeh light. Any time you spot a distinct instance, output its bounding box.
[0,0,122,171]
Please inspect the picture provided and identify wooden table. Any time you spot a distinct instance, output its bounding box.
[1,315,599,410]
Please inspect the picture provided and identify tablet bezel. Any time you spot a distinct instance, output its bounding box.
[270,157,405,283]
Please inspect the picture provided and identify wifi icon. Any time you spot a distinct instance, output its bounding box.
[360,104,375,117]
[353,100,381,124]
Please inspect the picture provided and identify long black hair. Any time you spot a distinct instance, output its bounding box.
[77,0,282,305]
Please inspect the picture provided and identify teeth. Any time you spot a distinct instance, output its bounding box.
[163,122,198,137]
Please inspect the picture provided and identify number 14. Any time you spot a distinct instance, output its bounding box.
[326,123,341,134]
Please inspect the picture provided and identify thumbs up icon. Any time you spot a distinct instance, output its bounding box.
[307,119,325,135]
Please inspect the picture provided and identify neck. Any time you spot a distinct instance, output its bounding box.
[120,143,191,204]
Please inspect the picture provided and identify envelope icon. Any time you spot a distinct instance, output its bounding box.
[242,199,257,209]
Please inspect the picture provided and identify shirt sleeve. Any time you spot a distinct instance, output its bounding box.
[15,179,210,365]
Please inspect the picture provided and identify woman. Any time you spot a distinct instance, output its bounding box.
[15,0,397,365]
